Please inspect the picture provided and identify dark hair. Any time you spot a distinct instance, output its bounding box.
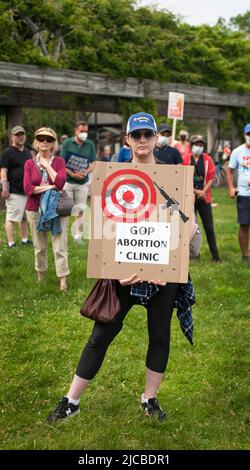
[75,120,88,129]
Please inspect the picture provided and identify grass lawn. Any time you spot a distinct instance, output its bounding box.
[0,188,249,450]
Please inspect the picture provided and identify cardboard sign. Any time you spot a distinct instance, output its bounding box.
[87,162,194,283]
[168,92,185,120]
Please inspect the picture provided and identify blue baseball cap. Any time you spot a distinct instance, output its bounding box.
[244,123,250,133]
[126,112,157,135]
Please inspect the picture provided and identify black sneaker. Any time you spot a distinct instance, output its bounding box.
[141,395,166,421]
[21,239,33,246]
[47,397,80,423]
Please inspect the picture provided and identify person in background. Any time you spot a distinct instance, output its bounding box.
[226,123,250,264]
[154,124,182,164]
[183,134,221,262]
[215,144,223,164]
[24,127,69,290]
[61,121,96,241]
[222,142,231,162]
[100,145,112,162]
[118,138,131,162]
[1,125,32,248]
[47,112,196,424]
[54,134,69,157]
[174,130,191,162]
[0,154,6,221]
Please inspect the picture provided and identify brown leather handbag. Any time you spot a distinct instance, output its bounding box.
[80,279,120,323]
[56,191,74,217]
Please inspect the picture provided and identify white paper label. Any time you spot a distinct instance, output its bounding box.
[115,222,171,265]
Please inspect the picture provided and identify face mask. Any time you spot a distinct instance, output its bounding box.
[246,136,250,146]
[192,145,204,156]
[158,135,171,147]
[78,132,88,142]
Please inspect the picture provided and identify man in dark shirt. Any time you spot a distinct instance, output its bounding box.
[1,125,32,247]
[154,123,182,165]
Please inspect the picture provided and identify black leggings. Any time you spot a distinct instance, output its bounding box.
[76,282,180,380]
[195,198,220,259]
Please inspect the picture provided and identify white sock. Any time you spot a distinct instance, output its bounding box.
[67,396,80,405]
[141,393,156,402]
[141,393,148,403]
[21,238,28,243]
[8,241,15,247]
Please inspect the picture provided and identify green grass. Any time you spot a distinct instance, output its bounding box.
[0,188,249,450]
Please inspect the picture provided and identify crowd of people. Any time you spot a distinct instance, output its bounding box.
[0,114,249,423]
[0,119,249,277]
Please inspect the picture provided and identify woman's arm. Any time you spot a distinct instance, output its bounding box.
[119,274,166,286]
[32,184,56,195]
[39,157,66,189]
[54,159,67,189]
[23,160,36,196]
[39,157,57,183]
[119,274,142,285]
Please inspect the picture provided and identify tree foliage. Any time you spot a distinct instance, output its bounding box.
[0,1,249,94]
[230,10,250,34]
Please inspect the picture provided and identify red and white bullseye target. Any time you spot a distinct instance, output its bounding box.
[101,169,156,222]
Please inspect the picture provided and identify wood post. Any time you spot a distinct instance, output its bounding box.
[207,118,218,156]
[6,106,23,130]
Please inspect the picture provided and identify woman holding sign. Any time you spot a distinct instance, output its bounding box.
[47,113,195,423]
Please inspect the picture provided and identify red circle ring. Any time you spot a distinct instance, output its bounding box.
[101,169,156,222]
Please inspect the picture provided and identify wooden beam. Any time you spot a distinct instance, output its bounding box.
[144,79,250,108]
[157,102,227,120]
[0,62,144,99]
[0,61,249,110]
[0,88,119,113]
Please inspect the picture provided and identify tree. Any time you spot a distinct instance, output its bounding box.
[230,11,250,35]
[0,0,249,93]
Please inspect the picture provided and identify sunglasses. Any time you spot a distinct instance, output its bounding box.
[130,130,155,140]
[245,132,250,136]
[36,135,55,143]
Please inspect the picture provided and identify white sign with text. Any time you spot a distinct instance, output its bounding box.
[115,222,171,265]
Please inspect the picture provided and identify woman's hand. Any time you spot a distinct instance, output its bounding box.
[119,273,143,285]
[148,280,167,286]
[196,189,206,199]
[39,157,50,170]
[33,184,56,195]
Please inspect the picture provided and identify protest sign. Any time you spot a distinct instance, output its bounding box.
[87,162,193,282]
[168,92,185,141]
[167,92,185,120]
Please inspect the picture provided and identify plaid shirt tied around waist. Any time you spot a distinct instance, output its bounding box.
[130,277,195,345]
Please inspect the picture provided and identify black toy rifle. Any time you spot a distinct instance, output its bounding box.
[153,181,189,223]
